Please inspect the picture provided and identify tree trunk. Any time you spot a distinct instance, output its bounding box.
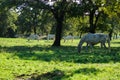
[109,29,113,40]
[33,12,37,34]
[51,8,65,46]
[89,10,95,33]
[109,18,115,40]
[52,17,63,46]
[33,27,36,34]
[89,6,100,33]
[51,0,66,46]
[79,32,83,38]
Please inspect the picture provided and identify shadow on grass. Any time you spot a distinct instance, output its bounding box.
[0,45,120,63]
[16,69,64,80]
[65,67,102,79]
[16,68,102,80]
[111,41,120,44]
[29,69,64,80]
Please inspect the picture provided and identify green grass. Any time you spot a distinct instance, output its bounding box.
[0,38,120,80]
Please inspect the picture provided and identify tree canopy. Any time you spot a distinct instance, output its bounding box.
[0,0,120,46]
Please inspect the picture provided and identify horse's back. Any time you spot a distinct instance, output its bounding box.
[83,33,108,43]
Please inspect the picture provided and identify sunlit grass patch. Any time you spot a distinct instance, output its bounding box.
[0,38,120,79]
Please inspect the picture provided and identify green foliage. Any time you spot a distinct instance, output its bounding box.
[0,10,8,37]
[16,6,54,34]
[0,0,120,46]
[0,9,17,37]
[0,38,120,79]
[63,17,89,36]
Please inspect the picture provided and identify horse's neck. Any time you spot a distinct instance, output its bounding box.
[78,39,84,47]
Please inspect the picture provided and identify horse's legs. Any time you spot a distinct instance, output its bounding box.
[100,42,103,48]
[89,43,94,52]
[103,43,107,48]
[86,43,93,52]
[101,42,107,48]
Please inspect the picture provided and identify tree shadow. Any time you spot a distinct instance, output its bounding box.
[111,41,120,44]
[16,69,64,80]
[16,68,102,80]
[0,45,120,63]
[65,67,102,79]
[74,68,101,75]
[30,69,64,80]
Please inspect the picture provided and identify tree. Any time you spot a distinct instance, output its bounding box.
[0,8,17,37]
[27,0,83,46]
[1,0,120,45]
[6,27,16,38]
[16,6,42,34]
[50,0,67,46]
[0,10,8,37]
[80,0,105,33]
[103,0,120,40]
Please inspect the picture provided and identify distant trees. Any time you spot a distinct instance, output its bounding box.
[16,7,42,34]
[0,9,17,37]
[0,10,8,37]
[0,0,120,44]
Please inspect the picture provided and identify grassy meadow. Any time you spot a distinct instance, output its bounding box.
[0,38,120,80]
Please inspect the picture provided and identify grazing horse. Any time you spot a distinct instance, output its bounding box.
[77,33,110,53]
[63,35,74,42]
[27,34,40,41]
[47,34,55,40]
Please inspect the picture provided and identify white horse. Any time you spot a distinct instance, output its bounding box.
[63,35,74,42]
[47,34,55,40]
[27,34,40,41]
[77,33,110,53]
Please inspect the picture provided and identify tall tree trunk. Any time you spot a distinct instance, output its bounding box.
[51,0,66,46]
[109,29,113,40]
[79,32,83,38]
[109,24,114,40]
[109,18,115,40]
[89,6,100,33]
[89,10,95,33]
[89,11,101,33]
[51,8,65,46]
[33,11,37,34]
[52,18,63,46]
